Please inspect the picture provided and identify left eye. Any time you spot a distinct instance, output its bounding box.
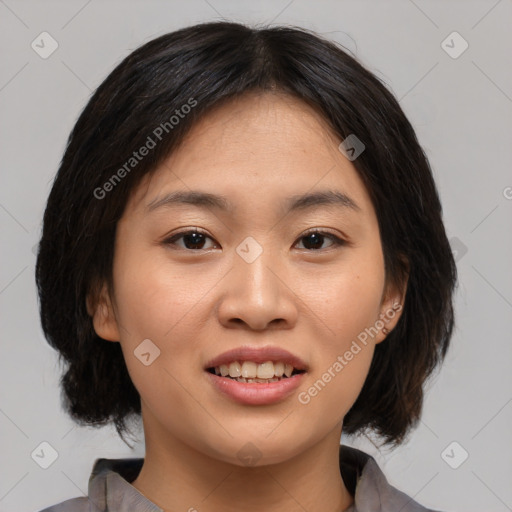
[163,229,345,251]
[294,230,345,251]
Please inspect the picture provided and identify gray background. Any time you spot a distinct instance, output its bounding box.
[1,1,511,511]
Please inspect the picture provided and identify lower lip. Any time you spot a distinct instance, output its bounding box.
[205,371,306,405]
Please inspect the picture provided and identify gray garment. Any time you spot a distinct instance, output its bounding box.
[37,445,443,512]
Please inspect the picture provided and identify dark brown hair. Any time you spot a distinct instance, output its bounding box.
[35,21,457,447]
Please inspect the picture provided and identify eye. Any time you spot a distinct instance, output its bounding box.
[163,228,218,251]
[294,229,346,251]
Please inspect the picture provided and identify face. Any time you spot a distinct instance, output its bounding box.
[91,92,405,466]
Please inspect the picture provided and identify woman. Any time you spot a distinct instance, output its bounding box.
[35,21,456,511]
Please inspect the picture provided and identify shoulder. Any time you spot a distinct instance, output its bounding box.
[339,445,446,512]
[36,496,90,512]
[35,457,146,512]
[359,457,443,512]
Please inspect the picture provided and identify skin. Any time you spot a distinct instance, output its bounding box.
[90,91,407,512]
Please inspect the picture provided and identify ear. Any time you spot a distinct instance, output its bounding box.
[375,269,409,345]
[86,282,120,342]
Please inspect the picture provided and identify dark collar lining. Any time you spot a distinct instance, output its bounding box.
[91,457,144,484]
[338,445,372,496]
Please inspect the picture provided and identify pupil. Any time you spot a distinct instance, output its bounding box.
[184,232,205,249]
[304,233,323,250]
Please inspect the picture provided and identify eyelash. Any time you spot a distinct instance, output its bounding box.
[162,228,346,252]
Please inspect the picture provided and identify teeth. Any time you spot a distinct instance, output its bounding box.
[257,361,274,379]
[229,361,242,377]
[241,361,258,379]
[274,362,285,377]
[211,360,301,379]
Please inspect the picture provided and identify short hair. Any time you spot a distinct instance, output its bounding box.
[35,21,457,447]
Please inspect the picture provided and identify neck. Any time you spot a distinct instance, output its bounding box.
[131,408,354,512]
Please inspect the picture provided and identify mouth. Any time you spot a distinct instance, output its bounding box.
[205,363,307,405]
[203,347,309,404]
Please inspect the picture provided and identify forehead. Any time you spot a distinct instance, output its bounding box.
[127,92,374,219]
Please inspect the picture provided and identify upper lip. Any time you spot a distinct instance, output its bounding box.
[204,345,309,372]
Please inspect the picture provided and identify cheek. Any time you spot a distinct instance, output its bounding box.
[297,343,375,427]
[108,248,184,370]
[306,253,385,343]
[295,252,384,418]
[112,248,215,339]
[110,247,229,400]
[111,254,207,427]
[296,274,380,429]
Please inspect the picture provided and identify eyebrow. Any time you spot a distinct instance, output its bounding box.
[145,189,361,215]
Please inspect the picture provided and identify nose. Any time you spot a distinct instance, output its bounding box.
[216,244,298,331]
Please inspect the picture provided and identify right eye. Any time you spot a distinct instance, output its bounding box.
[162,229,219,251]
